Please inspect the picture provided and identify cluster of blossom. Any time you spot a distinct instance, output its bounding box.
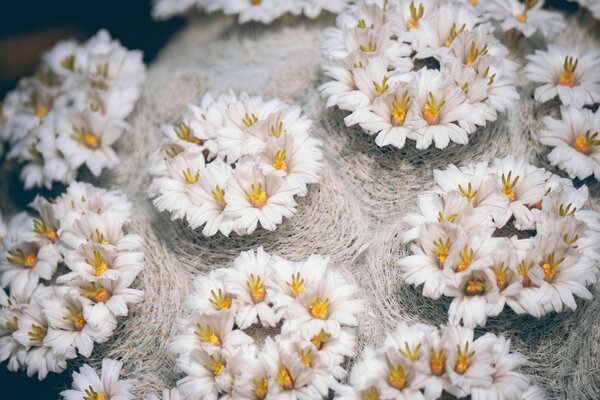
[319,0,519,150]
[168,247,364,400]
[524,44,600,181]
[0,30,146,189]
[334,321,545,400]
[567,0,600,20]
[148,91,323,236]
[0,182,144,379]
[399,156,600,327]
[152,0,350,23]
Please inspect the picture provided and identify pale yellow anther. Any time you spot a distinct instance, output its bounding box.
[559,56,578,87]
[501,171,520,201]
[72,126,100,150]
[454,342,474,374]
[204,355,226,376]
[7,248,38,268]
[541,252,565,283]
[277,366,294,390]
[212,185,227,207]
[80,282,111,303]
[209,288,232,310]
[373,76,389,96]
[85,249,108,277]
[182,168,200,184]
[388,364,408,389]
[246,274,266,303]
[273,150,288,172]
[433,237,451,265]
[422,92,445,125]
[408,1,424,30]
[574,130,599,154]
[195,324,221,346]
[391,91,410,126]
[309,296,330,320]
[456,245,474,272]
[245,183,267,208]
[242,112,258,127]
[63,306,86,331]
[286,272,306,298]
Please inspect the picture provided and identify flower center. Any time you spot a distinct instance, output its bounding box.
[433,237,450,265]
[388,364,408,389]
[464,277,485,295]
[33,219,58,242]
[456,245,474,272]
[445,23,466,47]
[209,288,232,310]
[83,386,105,400]
[242,112,258,127]
[437,211,458,223]
[195,324,221,346]
[273,150,288,172]
[559,55,578,87]
[85,249,108,277]
[518,261,534,287]
[72,127,100,150]
[492,263,509,290]
[361,387,380,400]
[373,76,389,96]
[28,324,47,341]
[254,377,269,399]
[64,306,86,331]
[250,0,262,5]
[391,92,410,126]
[246,274,266,303]
[311,330,330,350]
[277,366,294,390]
[359,41,378,53]
[80,282,112,303]
[245,183,268,208]
[212,185,227,207]
[286,272,306,298]
[408,1,424,30]
[501,171,520,201]
[270,121,283,138]
[182,168,200,184]
[90,229,109,245]
[298,348,313,367]
[559,203,576,217]
[541,252,565,283]
[422,92,445,125]
[60,55,75,71]
[454,343,474,374]
[7,248,38,268]
[174,122,202,145]
[429,349,446,376]
[458,182,477,203]
[399,341,422,362]
[466,42,488,66]
[6,316,18,333]
[35,104,49,118]
[204,355,226,376]
[574,130,599,154]
[309,296,330,319]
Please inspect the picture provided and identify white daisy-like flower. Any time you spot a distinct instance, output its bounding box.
[540,106,600,181]
[413,327,451,400]
[525,44,600,107]
[483,239,523,317]
[446,266,499,327]
[472,54,520,114]
[332,347,388,400]
[60,358,136,400]
[440,25,509,68]
[185,269,237,315]
[484,0,566,38]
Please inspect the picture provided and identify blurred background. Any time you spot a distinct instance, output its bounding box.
[0,0,582,397]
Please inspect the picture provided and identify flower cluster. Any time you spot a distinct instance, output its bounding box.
[525,45,600,181]
[61,358,136,400]
[320,0,519,150]
[335,321,545,400]
[0,30,146,189]
[0,182,144,379]
[567,0,600,20]
[169,247,364,400]
[148,91,322,236]
[399,156,600,327]
[152,0,350,23]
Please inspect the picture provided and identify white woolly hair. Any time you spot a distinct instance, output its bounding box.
[2,10,599,399]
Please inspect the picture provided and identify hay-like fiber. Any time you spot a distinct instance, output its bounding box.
[3,9,599,399]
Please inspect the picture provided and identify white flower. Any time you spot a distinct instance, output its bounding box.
[224,247,281,329]
[224,163,298,234]
[412,327,451,400]
[472,55,520,114]
[29,195,62,246]
[186,269,237,315]
[176,348,239,400]
[525,45,600,107]
[375,348,424,399]
[540,106,600,181]
[485,0,566,38]
[231,344,272,400]
[383,321,435,366]
[446,267,498,327]
[37,115,78,185]
[60,358,136,400]
[440,25,509,68]
[332,347,389,400]
[483,239,522,317]
[505,238,546,318]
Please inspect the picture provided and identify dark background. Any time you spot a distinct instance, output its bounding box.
[0,0,583,398]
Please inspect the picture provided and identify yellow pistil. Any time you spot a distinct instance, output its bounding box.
[242,112,258,127]
[60,55,75,71]
[83,386,105,400]
[270,121,283,138]
[437,211,458,223]
[458,182,477,203]
[399,341,422,362]
[464,277,485,295]
[80,282,111,303]
[28,324,47,341]
[357,19,367,29]
[254,377,269,399]
[517,260,534,287]
[204,355,226,376]
[563,233,579,248]
[309,296,330,320]
[36,104,49,118]
[273,150,288,172]
[454,342,474,375]
[195,324,221,346]
[72,126,100,150]
[466,42,488,66]
[391,92,410,126]
[388,364,408,390]
[63,306,86,331]
[359,41,378,53]
[250,0,262,5]
[373,76,389,96]
[182,168,200,184]
[245,183,268,208]
[429,349,446,376]
[361,387,380,400]
[559,55,578,87]
[174,122,202,145]
[85,249,109,277]
[7,248,38,268]
[445,23,466,47]
[408,1,424,30]
[574,130,600,155]
[311,330,330,350]
[6,316,18,333]
[501,171,520,202]
[246,274,266,303]
[491,263,510,290]
[209,288,232,310]
[433,237,450,265]
[212,185,227,207]
[33,218,58,242]
[286,272,306,298]
[541,252,565,283]
[277,366,294,390]
[456,245,474,272]
[298,348,313,367]
[559,203,576,217]
[422,92,445,125]
[90,229,109,245]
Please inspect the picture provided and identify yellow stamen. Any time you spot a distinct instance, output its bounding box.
[209,288,232,310]
[559,203,576,217]
[422,92,445,125]
[501,171,520,202]
[357,19,367,29]
[388,364,408,389]
[362,387,380,400]
[7,249,38,268]
[454,342,474,374]
[408,1,424,30]
[33,219,58,242]
[212,185,227,207]
[71,127,100,150]
[541,252,565,283]
[464,277,485,295]
[246,274,266,303]
[174,122,202,145]
[90,229,109,245]
[458,182,478,203]
[373,76,389,96]
[399,341,422,362]
[518,260,534,287]
[80,282,111,303]
[445,23,466,47]
[63,306,86,331]
[85,249,109,277]
[277,366,294,390]
[491,263,510,290]
[433,237,451,265]
[35,104,49,118]
[574,130,599,155]
[563,233,579,247]
[466,42,488,66]
[391,91,410,126]
[286,272,306,298]
[311,330,330,350]
[298,348,313,367]
[242,112,258,127]
[309,296,330,320]
[437,211,458,223]
[273,150,288,172]
[83,386,105,400]
[28,324,47,341]
[195,324,221,346]
[559,55,578,87]
[254,377,269,399]
[456,245,474,272]
[270,121,283,138]
[182,168,200,184]
[245,183,267,208]
[60,55,75,71]
[359,41,378,53]
[429,349,446,376]
[6,316,18,333]
[204,355,226,376]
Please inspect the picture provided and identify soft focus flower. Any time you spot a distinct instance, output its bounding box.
[483,0,566,38]
[60,358,136,400]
